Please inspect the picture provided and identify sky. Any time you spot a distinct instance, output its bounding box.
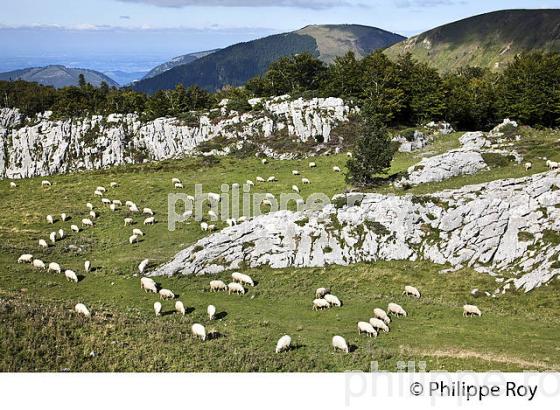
[1,0,559,76]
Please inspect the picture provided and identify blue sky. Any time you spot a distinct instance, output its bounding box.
[1,0,560,74]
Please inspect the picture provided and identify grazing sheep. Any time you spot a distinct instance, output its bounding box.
[191,323,206,341]
[89,210,97,219]
[463,304,482,317]
[159,288,175,300]
[112,199,122,206]
[41,180,51,187]
[129,234,139,244]
[58,228,64,239]
[358,321,377,337]
[49,232,57,244]
[172,177,181,184]
[246,179,254,186]
[301,177,310,185]
[129,204,139,213]
[75,303,91,318]
[267,176,277,182]
[46,215,54,224]
[10,181,17,188]
[141,277,157,293]
[124,217,133,226]
[154,302,162,316]
[109,204,117,212]
[292,185,300,193]
[387,302,407,317]
[125,200,134,207]
[138,259,149,274]
[208,224,216,232]
[524,162,532,171]
[228,282,245,295]
[312,298,330,310]
[143,217,155,225]
[39,239,48,249]
[61,213,68,222]
[96,186,106,193]
[292,170,300,175]
[546,160,559,170]
[18,254,33,263]
[261,158,268,164]
[101,198,111,206]
[71,224,80,233]
[309,162,317,168]
[94,190,103,197]
[82,218,94,227]
[110,182,118,188]
[231,272,253,286]
[324,294,342,307]
[403,285,421,299]
[65,270,78,283]
[315,287,331,298]
[132,228,144,236]
[143,208,154,216]
[174,182,184,189]
[226,218,237,227]
[200,222,209,231]
[175,301,186,315]
[207,304,216,320]
[346,152,353,158]
[369,317,390,333]
[256,176,265,183]
[86,202,94,210]
[275,335,292,353]
[84,260,91,272]
[48,262,61,273]
[32,259,46,270]
[373,308,391,325]
[332,335,349,353]
[210,280,227,292]
[332,166,341,172]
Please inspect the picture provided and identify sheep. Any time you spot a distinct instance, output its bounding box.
[141,277,157,293]
[171,177,182,184]
[138,259,149,274]
[46,214,54,224]
[292,170,300,175]
[387,302,407,317]
[129,204,139,213]
[332,335,348,353]
[129,234,139,244]
[75,303,91,318]
[110,182,119,188]
[228,282,245,295]
[112,199,122,206]
[84,260,91,272]
[292,185,300,193]
[358,321,377,337]
[89,210,97,219]
[546,160,559,170]
[143,217,155,225]
[246,179,254,186]
[39,239,48,249]
[125,200,134,207]
[261,158,268,164]
[463,304,482,317]
[315,287,331,299]
[49,232,57,244]
[109,204,117,212]
[312,298,330,310]
[208,192,221,202]
[207,304,216,320]
[231,272,254,287]
[309,162,317,168]
[175,301,186,315]
[82,218,94,227]
[96,186,106,193]
[267,176,277,183]
[333,166,341,172]
[18,254,33,263]
[200,222,209,231]
[10,181,17,188]
[32,259,46,270]
[61,213,68,222]
[124,217,133,226]
[346,152,353,158]
[143,208,154,216]
[403,285,421,299]
[324,294,342,307]
[65,270,78,283]
[373,308,391,325]
[369,317,390,333]
[159,288,175,300]
[210,280,227,292]
[174,182,184,189]
[154,302,162,316]
[301,177,310,185]
[132,228,144,236]
[41,180,51,187]
[256,176,265,183]
[71,224,80,233]
[48,262,61,273]
[191,323,206,341]
[275,335,292,353]
[58,228,64,239]
[86,202,94,210]
[524,162,533,171]
[101,198,111,206]
[226,218,237,227]
[262,199,272,207]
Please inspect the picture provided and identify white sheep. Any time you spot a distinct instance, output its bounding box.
[132,228,144,236]
[210,280,227,292]
[129,234,139,244]
[58,228,64,239]
[191,323,206,341]
[49,232,57,244]
[358,321,377,337]
[171,177,181,184]
[175,301,186,315]
[226,218,237,227]
[32,259,46,269]
[82,218,94,227]
[346,152,353,158]
[75,303,91,318]
[18,254,33,263]
[312,298,330,310]
[39,239,48,249]
[125,200,134,207]
[315,287,331,298]
[292,185,300,193]
[48,262,61,273]
[333,166,341,172]
[200,222,209,231]
[228,282,245,295]
[546,160,559,170]
[373,308,391,325]
[101,198,111,206]
[84,260,91,272]
[275,335,292,353]
[208,224,216,232]
[143,217,155,225]
[89,210,97,219]
[154,301,162,316]
[65,269,78,283]
[463,304,482,317]
[41,180,51,187]
[94,190,103,197]
[129,204,140,213]
[324,294,342,307]
[267,176,277,182]
[208,192,221,202]
[256,176,265,183]
[207,304,216,320]
[110,182,118,188]
[112,199,122,206]
[309,162,317,168]
[109,204,117,212]
[246,179,254,186]
[46,214,54,224]
[141,277,157,293]
[71,224,80,233]
[292,170,300,175]
[261,158,268,164]
[403,285,421,298]
[369,317,390,333]
[301,177,310,185]
[231,272,254,286]
[86,202,94,210]
[524,162,532,171]
[10,181,17,188]
[61,213,68,222]
[143,207,154,215]
[174,182,184,189]
[96,186,106,193]
[388,302,407,317]
[159,288,175,300]
[138,259,149,274]
[124,217,133,226]
[332,335,348,353]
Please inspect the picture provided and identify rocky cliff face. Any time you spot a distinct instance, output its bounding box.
[0,96,353,179]
[151,170,560,293]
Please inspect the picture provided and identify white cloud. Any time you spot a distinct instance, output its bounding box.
[394,0,461,8]
[116,0,358,9]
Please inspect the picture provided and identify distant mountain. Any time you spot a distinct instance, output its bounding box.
[133,24,405,93]
[0,65,119,88]
[385,9,560,72]
[142,49,220,80]
[103,70,149,86]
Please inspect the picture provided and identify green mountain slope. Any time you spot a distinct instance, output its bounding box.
[142,49,220,80]
[0,65,119,88]
[385,9,560,72]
